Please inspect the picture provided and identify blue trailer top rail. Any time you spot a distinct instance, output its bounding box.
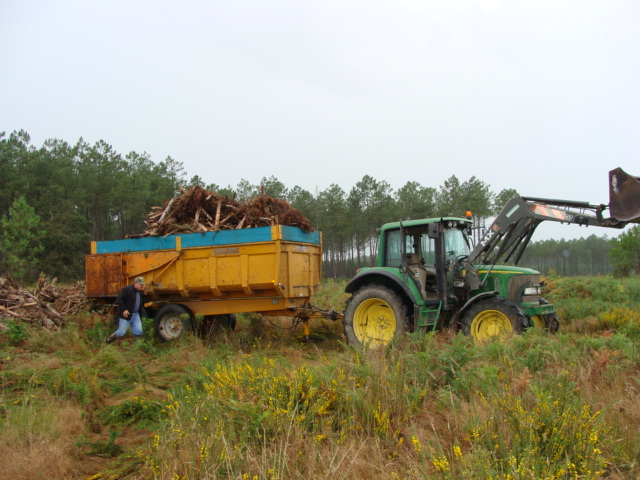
[93,225,321,254]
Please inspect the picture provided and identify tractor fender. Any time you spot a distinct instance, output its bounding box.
[450,291,498,332]
[345,269,421,307]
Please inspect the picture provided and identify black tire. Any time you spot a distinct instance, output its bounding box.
[532,297,559,333]
[461,297,528,342]
[154,304,192,341]
[198,314,237,338]
[343,285,410,348]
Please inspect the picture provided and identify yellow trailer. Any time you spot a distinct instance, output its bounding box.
[85,225,336,340]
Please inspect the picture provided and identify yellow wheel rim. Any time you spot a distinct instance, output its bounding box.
[353,298,396,347]
[530,315,545,329]
[471,309,513,341]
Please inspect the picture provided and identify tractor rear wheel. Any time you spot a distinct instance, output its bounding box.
[343,285,410,348]
[461,297,527,342]
[154,304,192,341]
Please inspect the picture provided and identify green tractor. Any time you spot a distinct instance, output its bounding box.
[342,168,640,347]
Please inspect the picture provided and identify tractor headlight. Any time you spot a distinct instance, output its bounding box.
[523,286,541,296]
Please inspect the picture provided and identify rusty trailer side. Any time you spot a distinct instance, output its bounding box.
[85,225,322,317]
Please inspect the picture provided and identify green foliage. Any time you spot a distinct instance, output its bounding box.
[5,319,29,345]
[47,365,98,405]
[520,234,613,276]
[0,131,33,216]
[0,132,187,281]
[544,275,640,322]
[234,178,259,202]
[469,386,609,478]
[0,388,61,448]
[83,429,124,457]
[260,175,288,198]
[101,396,167,427]
[395,181,436,220]
[39,200,93,279]
[0,196,46,281]
[436,333,476,385]
[317,183,348,276]
[435,175,492,217]
[84,317,114,346]
[609,224,640,277]
[141,316,155,338]
[287,185,316,214]
[311,277,349,310]
[594,307,640,339]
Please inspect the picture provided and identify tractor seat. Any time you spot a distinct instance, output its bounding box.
[406,253,422,265]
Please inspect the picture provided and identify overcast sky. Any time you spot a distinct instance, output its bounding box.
[1,0,638,240]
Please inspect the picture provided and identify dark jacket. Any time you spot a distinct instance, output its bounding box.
[116,284,148,319]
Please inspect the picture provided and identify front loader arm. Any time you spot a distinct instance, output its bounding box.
[460,191,631,289]
[470,196,626,267]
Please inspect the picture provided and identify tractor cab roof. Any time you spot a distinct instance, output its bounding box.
[379,217,472,233]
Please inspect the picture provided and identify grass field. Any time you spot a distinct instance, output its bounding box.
[1,276,640,479]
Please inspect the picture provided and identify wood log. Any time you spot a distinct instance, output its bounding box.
[41,316,57,330]
[157,198,176,224]
[0,304,30,322]
[214,201,221,229]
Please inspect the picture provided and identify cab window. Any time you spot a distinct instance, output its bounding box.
[384,229,402,266]
[384,228,437,267]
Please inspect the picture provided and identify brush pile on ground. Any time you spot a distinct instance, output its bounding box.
[130,185,313,237]
[0,276,89,331]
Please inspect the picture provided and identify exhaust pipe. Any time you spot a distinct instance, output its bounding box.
[610,167,640,223]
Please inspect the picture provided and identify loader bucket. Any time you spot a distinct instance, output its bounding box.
[609,167,640,223]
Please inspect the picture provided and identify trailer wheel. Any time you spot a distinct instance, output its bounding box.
[343,285,409,348]
[461,297,527,342]
[154,304,192,341]
[530,297,559,333]
[199,314,237,338]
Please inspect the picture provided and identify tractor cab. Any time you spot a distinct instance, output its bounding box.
[379,217,472,305]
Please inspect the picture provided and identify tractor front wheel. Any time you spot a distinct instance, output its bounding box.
[530,297,559,333]
[461,297,527,342]
[343,285,410,348]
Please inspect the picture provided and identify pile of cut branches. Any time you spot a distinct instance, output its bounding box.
[0,276,89,331]
[133,185,313,237]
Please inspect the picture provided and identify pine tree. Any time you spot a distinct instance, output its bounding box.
[0,197,46,282]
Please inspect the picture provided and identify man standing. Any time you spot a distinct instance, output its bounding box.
[106,276,148,343]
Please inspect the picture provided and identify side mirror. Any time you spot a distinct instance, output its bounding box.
[427,223,439,239]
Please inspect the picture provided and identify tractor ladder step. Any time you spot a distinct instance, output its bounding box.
[417,303,442,333]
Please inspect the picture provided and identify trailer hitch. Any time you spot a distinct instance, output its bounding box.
[292,304,344,341]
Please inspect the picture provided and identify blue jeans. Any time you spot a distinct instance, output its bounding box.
[114,312,143,337]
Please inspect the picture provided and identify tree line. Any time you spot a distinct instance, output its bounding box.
[0,130,634,283]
